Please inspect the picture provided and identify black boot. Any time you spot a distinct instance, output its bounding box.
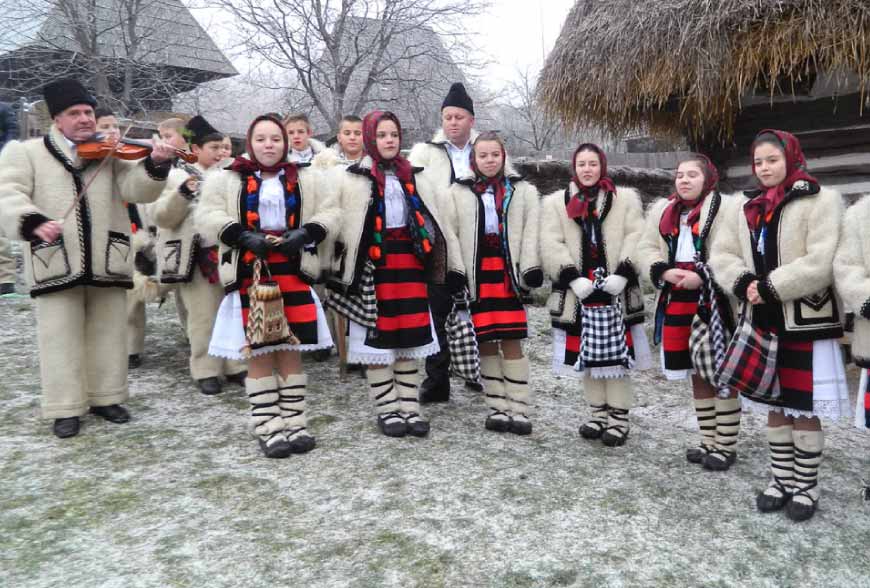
[53,417,80,438]
[128,354,142,369]
[89,405,130,423]
[225,371,247,387]
[198,377,223,396]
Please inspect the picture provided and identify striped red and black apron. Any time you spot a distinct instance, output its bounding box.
[366,226,433,350]
[239,231,318,346]
[470,234,527,342]
[662,261,701,371]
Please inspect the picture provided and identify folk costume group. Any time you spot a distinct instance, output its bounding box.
[0,78,868,524]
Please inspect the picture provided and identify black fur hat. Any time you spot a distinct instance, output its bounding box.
[441,82,474,115]
[43,79,97,118]
[185,115,222,146]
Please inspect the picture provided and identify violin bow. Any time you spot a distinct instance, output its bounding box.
[60,120,136,222]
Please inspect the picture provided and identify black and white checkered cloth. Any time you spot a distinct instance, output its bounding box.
[692,256,730,395]
[580,269,631,369]
[446,290,480,382]
[325,260,377,328]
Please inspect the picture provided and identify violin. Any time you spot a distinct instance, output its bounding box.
[78,133,197,163]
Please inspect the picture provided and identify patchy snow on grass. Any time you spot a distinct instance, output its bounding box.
[1,296,868,587]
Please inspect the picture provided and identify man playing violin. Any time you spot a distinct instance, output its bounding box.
[0,78,174,438]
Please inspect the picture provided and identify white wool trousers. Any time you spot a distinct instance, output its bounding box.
[0,234,15,284]
[177,269,245,380]
[36,286,129,418]
[126,293,146,356]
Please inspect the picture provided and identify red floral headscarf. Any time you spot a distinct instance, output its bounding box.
[228,114,296,184]
[470,137,507,211]
[566,143,617,220]
[744,129,817,231]
[659,153,719,237]
[362,110,413,195]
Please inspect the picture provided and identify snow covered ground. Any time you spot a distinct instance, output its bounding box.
[1,294,869,588]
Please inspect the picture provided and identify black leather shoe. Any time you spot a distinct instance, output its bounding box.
[89,404,130,424]
[0,283,15,295]
[198,377,223,395]
[377,413,408,437]
[465,380,483,392]
[312,348,331,362]
[258,436,292,459]
[420,379,450,404]
[225,372,247,387]
[128,354,142,369]
[53,417,80,438]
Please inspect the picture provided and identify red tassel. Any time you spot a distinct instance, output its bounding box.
[369,245,382,261]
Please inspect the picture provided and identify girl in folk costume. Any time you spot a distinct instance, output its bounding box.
[197,115,340,458]
[441,132,542,434]
[710,129,849,522]
[637,154,740,470]
[540,144,650,447]
[326,111,464,438]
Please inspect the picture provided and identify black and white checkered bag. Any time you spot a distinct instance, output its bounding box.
[325,260,377,328]
[580,270,631,371]
[446,291,480,382]
[689,257,730,394]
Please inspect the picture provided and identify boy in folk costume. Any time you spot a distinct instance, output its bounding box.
[832,188,870,495]
[284,113,325,164]
[327,111,465,438]
[152,115,247,395]
[0,79,174,438]
[409,82,481,403]
[312,115,366,366]
[711,129,849,522]
[198,114,338,458]
[440,132,542,434]
[637,154,741,470]
[540,144,650,447]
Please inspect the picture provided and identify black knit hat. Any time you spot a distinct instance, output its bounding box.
[43,79,97,118]
[441,82,474,115]
[185,115,222,146]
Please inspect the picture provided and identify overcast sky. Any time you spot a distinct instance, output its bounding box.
[189,0,576,86]
[474,0,576,83]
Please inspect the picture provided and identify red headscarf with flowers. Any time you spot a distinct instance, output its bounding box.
[362,110,414,193]
[659,153,720,237]
[229,114,297,183]
[566,143,617,220]
[744,129,817,231]
[470,136,507,211]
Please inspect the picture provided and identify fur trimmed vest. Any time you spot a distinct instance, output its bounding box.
[834,195,870,366]
[152,163,213,284]
[408,129,480,193]
[540,183,645,328]
[709,183,844,341]
[442,166,542,300]
[327,155,464,293]
[0,125,168,297]
[195,164,339,292]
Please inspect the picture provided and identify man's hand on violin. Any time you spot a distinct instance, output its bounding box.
[149,138,175,165]
[34,221,63,243]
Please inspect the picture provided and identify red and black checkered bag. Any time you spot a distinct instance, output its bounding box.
[714,305,781,401]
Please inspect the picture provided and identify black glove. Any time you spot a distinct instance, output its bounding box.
[134,251,156,276]
[277,228,309,256]
[237,230,270,258]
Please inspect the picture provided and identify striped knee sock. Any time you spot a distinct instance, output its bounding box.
[501,356,531,423]
[394,359,425,424]
[366,364,400,416]
[762,424,795,501]
[693,397,716,450]
[792,429,824,507]
[245,376,286,447]
[277,373,312,443]
[481,354,509,421]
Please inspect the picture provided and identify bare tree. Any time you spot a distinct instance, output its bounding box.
[500,66,567,155]
[213,0,489,136]
[0,0,235,115]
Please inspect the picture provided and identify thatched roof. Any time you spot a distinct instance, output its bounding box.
[539,0,870,141]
